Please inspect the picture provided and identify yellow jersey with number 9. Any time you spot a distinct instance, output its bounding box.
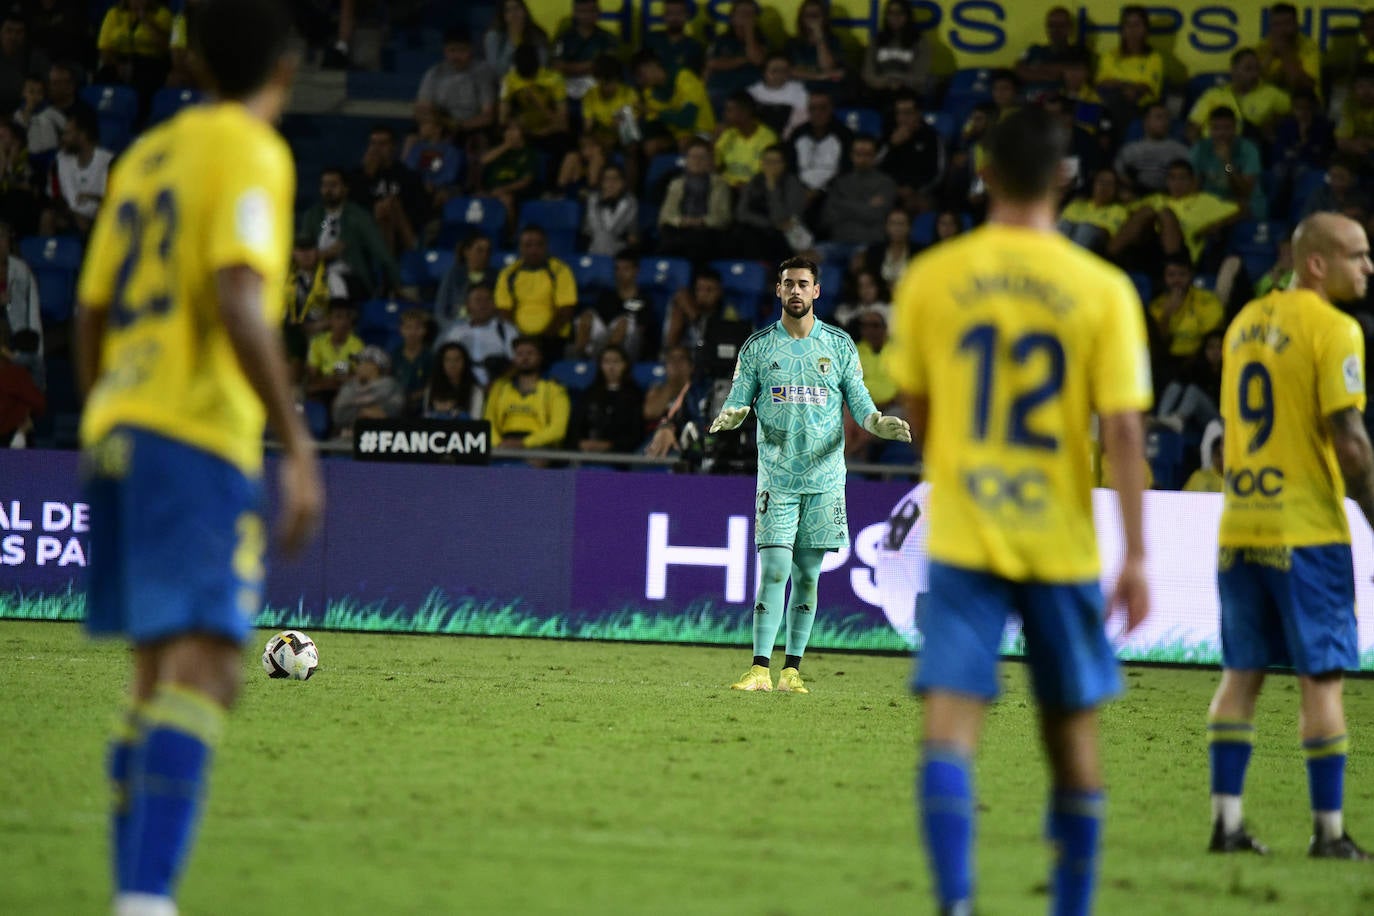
[78,102,294,475]
[1219,289,1366,547]
[884,224,1153,582]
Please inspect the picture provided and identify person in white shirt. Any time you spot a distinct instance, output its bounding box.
[0,220,41,388]
[40,107,111,237]
[13,76,62,158]
[748,53,809,138]
[433,284,519,385]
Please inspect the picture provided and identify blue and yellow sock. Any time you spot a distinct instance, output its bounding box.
[1047,788,1104,916]
[108,698,142,891]
[919,742,974,910]
[125,684,226,897]
[1207,717,1254,831]
[1304,734,1348,839]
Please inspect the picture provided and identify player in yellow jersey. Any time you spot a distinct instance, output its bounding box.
[885,106,1152,916]
[74,2,322,912]
[1206,212,1374,861]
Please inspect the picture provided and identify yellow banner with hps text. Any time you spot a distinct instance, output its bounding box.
[521,0,1367,80]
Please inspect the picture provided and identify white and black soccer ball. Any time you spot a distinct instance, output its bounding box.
[262,630,319,680]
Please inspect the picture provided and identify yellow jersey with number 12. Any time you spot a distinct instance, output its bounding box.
[883,224,1153,582]
[78,102,295,475]
[1219,289,1366,548]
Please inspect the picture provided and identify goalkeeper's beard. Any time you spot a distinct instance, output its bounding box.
[783,298,812,319]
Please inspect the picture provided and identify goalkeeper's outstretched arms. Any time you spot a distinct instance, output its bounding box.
[709,405,750,433]
[863,411,912,442]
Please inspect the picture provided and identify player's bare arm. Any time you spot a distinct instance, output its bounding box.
[1329,405,1374,529]
[217,264,323,555]
[74,305,106,398]
[1101,410,1150,633]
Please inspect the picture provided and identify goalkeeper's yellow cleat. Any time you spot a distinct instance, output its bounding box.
[776,667,809,693]
[731,665,773,691]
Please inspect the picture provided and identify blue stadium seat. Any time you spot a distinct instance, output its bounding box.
[399,249,429,290]
[837,106,882,138]
[548,358,595,391]
[644,153,684,198]
[876,440,919,465]
[637,256,692,321]
[946,67,993,98]
[1230,219,1285,283]
[148,88,204,127]
[80,84,138,152]
[632,361,666,390]
[1291,169,1326,216]
[346,71,420,101]
[358,298,404,348]
[1186,72,1230,108]
[404,143,463,190]
[1147,426,1185,490]
[923,111,957,144]
[303,399,331,440]
[518,198,581,261]
[20,235,83,323]
[711,259,770,322]
[1128,271,1153,304]
[910,211,972,247]
[441,196,507,241]
[491,249,518,271]
[570,253,615,302]
[423,247,455,285]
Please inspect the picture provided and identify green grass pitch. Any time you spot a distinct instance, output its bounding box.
[2,622,1372,915]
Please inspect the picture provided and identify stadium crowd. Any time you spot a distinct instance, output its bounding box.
[1,0,1373,487]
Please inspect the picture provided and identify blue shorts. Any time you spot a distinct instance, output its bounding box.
[912,561,1121,711]
[82,427,264,646]
[1217,544,1357,675]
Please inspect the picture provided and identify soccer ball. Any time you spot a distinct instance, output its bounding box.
[262,630,319,680]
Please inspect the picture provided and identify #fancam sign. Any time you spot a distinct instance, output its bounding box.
[353,419,492,465]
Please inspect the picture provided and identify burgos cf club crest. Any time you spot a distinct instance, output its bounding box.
[817,357,832,375]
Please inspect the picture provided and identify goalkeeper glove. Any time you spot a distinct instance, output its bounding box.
[864,412,912,442]
[709,406,750,434]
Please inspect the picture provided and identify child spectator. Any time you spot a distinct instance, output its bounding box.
[555,130,610,199]
[402,109,463,206]
[390,308,435,416]
[478,121,537,224]
[566,343,645,455]
[425,342,485,419]
[583,163,638,256]
[306,299,364,401]
[332,345,405,438]
[13,76,60,161]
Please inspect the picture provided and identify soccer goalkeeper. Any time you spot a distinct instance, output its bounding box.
[710,256,911,693]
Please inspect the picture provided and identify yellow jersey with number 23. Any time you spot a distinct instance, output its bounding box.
[78,102,295,475]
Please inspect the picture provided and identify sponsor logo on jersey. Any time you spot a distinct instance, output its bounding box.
[1344,355,1363,394]
[817,357,831,375]
[770,385,830,405]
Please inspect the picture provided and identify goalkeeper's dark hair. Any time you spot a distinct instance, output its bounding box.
[192,0,294,100]
[984,106,1068,202]
[777,256,820,284]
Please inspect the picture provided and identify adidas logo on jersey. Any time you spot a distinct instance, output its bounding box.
[769,362,781,370]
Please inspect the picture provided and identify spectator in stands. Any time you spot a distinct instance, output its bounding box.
[715,91,777,189]
[484,0,549,78]
[939,100,994,211]
[0,317,43,448]
[300,167,399,302]
[786,91,851,200]
[580,53,639,160]
[1191,106,1266,218]
[1256,2,1319,94]
[44,61,91,125]
[435,284,517,385]
[1253,237,1294,296]
[1015,6,1078,92]
[494,224,578,362]
[390,308,434,417]
[164,0,198,88]
[657,137,731,260]
[286,234,338,329]
[14,75,62,160]
[567,343,644,455]
[402,108,463,207]
[95,0,171,103]
[1182,420,1225,492]
[1111,159,1244,270]
[1060,167,1129,255]
[415,29,495,166]
[425,341,485,419]
[25,1,89,72]
[818,134,898,264]
[0,222,41,389]
[1336,65,1374,159]
[1115,102,1190,196]
[569,251,655,362]
[1157,328,1223,435]
[862,0,932,105]
[729,142,809,263]
[1058,49,1108,136]
[748,53,808,139]
[1095,5,1163,126]
[350,124,428,258]
[704,0,767,110]
[1040,91,1101,198]
[583,162,638,256]
[787,0,849,98]
[1149,254,1225,369]
[1302,155,1370,221]
[1351,10,1374,77]
[332,345,405,438]
[306,299,364,400]
[843,305,900,457]
[880,89,942,211]
[435,234,494,327]
[643,343,697,432]
[0,14,46,116]
[555,129,610,199]
[500,42,569,164]
[664,267,745,352]
[485,335,571,453]
[988,68,1022,121]
[860,207,912,290]
[0,120,36,234]
[39,107,109,238]
[551,0,618,102]
[1270,86,1335,215]
[1187,48,1290,144]
[633,48,714,158]
[478,121,537,225]
[643,0,705,81]
[832,268,889,331]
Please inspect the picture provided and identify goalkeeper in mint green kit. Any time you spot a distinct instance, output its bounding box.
[712,256,911,693]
